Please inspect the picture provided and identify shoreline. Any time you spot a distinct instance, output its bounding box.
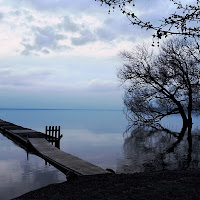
[13,169,200,200]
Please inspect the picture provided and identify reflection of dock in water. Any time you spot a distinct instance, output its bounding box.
[0,119,110,176]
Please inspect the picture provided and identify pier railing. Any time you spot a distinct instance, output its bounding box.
[45,126,62,148]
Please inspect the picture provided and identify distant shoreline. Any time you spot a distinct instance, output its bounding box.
[0,108,122,111]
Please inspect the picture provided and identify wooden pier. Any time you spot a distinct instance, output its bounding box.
[0,119,110,176]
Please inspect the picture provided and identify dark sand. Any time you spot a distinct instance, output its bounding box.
[13,170,200,200]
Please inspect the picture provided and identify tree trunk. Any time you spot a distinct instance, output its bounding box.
[173,98,188,128]
[186,123,192,169]
[166,123,188,153]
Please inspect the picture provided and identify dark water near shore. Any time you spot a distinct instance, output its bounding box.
[0,109,200,199]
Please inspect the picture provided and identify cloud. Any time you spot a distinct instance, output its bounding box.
[0,63,118,94]
[10,10,21,16]
[59,15,80,32]
[34,26,64,46]
[0,66,53,88]
[0,12,3,20]
[8,9,35,25]
[71,29,97,46]
[0,1,149,56]
[87,79,118,92]
[96,27,116,42]
[21,49,31,56]
[95,16,150,43]
[21,26,69,55]
[41,49,50,54]
[18,0,101,12]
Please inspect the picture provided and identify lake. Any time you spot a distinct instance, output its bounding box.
[0,109,127,200]
[0,109,200,200]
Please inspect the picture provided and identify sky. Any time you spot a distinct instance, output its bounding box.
[0,0,180,109]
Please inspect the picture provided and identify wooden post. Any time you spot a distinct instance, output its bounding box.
[45,126,47,139]
[55,126,61,149]
[52,126,54,144]
[49,126,51,141]
[55,126,57,140]
[58,126,60,140]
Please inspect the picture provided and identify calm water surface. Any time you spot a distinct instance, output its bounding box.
[117,115,200,173]
[1,109,200,200]
[0,109,127,200]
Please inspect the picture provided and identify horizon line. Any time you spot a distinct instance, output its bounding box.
[0,108,123,111]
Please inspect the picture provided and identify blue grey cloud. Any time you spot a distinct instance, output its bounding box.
[34,26,64,47]
[96,27,117,42]
[69,17,136,46]
[71,29,97,46]
[9,9,34,23]
[0,12,3,21]
[19,0,99,12]
[58,16,80,32]
[21,26,69,55]
[41,49,50,54]
[95,16,152,42]
[0,66,53,88]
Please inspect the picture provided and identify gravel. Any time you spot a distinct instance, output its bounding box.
[13,169,200,200]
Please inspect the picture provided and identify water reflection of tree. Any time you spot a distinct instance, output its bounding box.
[117,125,200,173]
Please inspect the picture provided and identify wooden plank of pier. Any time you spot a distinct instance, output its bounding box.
[29,138,109,175]
[0,119,110,176]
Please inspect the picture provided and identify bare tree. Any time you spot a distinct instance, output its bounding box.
[95,0,200,42]
[118,38,200,127]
